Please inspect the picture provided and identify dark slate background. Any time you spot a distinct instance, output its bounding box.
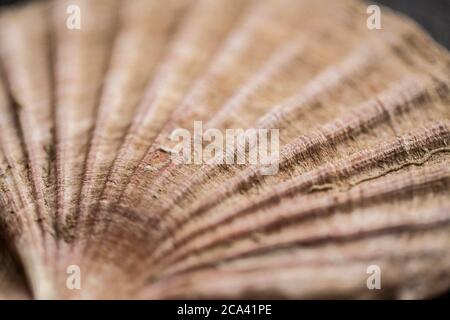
[373,0,449,49]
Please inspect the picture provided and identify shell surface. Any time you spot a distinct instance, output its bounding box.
[0,0,449,299]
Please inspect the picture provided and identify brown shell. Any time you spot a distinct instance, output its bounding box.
[0,0,449,299]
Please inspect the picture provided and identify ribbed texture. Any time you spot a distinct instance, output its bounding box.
[0,0,448,299]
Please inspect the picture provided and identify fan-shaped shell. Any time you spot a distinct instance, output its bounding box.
[0,0,449,299]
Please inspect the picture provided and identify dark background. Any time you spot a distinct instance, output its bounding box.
[373,0,450,49]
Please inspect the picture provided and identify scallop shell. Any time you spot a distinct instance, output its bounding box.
[0,0,449,299]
